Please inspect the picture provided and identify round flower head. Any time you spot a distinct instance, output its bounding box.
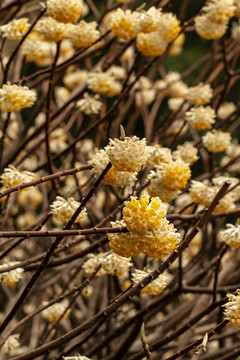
[186,106,216,130]
[0,262,24,286]
[0,18,30,40]
[136,30,168,57]
[42,299,70,322]
[63,69,88,90]
[139,7,163,33]
[90,149,137,187]
[21,33,56,67]
[217,102,236,120]
[223,289,240,328]
[202,130,231,153]
[109,8,141,40]
[82,253,108,276]
[202,0,236,23]
[77,93,102,115]
[169,33,185,56]
[122,195,166,234]
[66,21,100,47]
[135,89,156,106]
[108,220,143,257]
[50,196,87,223]
[106,65,126,80]
[0,83,36,112]
[142,217,180,258]
[132,269,172,295]
[172,142,199,165]
[220,223,240,247]
[105,136,147,172]
[186,83,213,106]
[147,144,172,167]
[147,177,180,202]
[35,17,67,42]
[101,252,132,277]
[159,12,181,43]
[87,72,122,97]
[47,0,83,23]
[160,159,191,191]
[1,334,20,354]
[1,165,38,189]
[195,15,228,39]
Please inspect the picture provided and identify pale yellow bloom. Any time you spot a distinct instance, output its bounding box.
[64,69,88,90]
[77,93,102,115]
[0,263,24,286]
[1,334,20,354]
[169,33,185,55]
[220,223,240,247]
[172,142,199,165]
[223,289,240,327]
[66,21,100,47]
[186,83,213,106]
[217,102,236,119]
[132,269,172,295]
[0,18,30,40]
[35,17,67,42]
[1,165,38,189]
[50,196,87,223]
[0,83,36,112]
[195,15,228,40]
[160,159,191,191]
[87,72,122,97]
[47,0,83,23]
[42,299,70,322]
[202,130,231,153]
[186,106,216,130]
[109,8,141,40]
[202,0,236,23]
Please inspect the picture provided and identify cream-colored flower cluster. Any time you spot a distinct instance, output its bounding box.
[77,93,102,115]
[47,0,83,23]
[220,223,240,247]
[156,71,188,99]
[42,299,70,322]
[0,83,36,112]
[202,130,231,153]
[172,142,199,165]
[195,0,236,39]
[217,102,236,120]
[1,165,38,189]
[108,195,180,258]
[147,159,191,202]
[221,141,240,172]
[0,18,30,40]
[189,180,235,213]
[64,69,88,90]
[1,334,20,354]
[83,252,132,277]
[66,21,100,48]
[186,106,216,130]
[186,83,213,106]
[132,269,172,295]
[0,262,24,286]
[87,71,122,97]
[50,196,87,223]
[223,289,240,328]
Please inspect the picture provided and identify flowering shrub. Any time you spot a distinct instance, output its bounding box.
[0,1,240,359]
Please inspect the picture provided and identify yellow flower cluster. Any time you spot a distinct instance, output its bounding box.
[90,149,138,187]
[195,0,236,40]
[186,83,213,106]
[0,83,36,112]
[132,269,172,295]
[0,262,24,286]
[0,18,30,40]
[105,136,148,172]
[109,8,141,41]
[172,142,199,166]
[50,196,88,223]
[217,102,236,120]
[35,17,67,42]
[220,223,240,247]
[63,69,88,90]
[1,165,38,189]
[223,289,240,328]
[77,93,102,115]
[186,106,216,130]
[47,0,83,23]
[108,195,180,258]
[66,21,100,47]
[202,130,231,153]
[21,33,56,67]
[42,299,70,322]
[1,334,20,355]
[87,72,122,97]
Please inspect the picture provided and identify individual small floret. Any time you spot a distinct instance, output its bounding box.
[160,159,191,191]
[87,72,122,97]
[90,149,138,187]
[220,223,240,247]
[77,93,102,115]
[195,15,228,40]
[47,0,83,23]
[202,0,236,23]
[0,83,36,112]
[172,142,199,165]
[50,196,87,223]
[1,334,20,354]
[105,136,147,172]
[122,195,166,234]
[42,299,70,322]
[217,102,236,120]
[109,8,141,40]
[202,130,231,153]
[35,17,67,42]
[186,106,216,130]
[0,262,24,286]
[0,18,30,40]
[132,269,172,295]
[66,21,100,47]
[63,69,88,90]
[186,83,213,106]
[223,289,240,328]
[1,165,38,189]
